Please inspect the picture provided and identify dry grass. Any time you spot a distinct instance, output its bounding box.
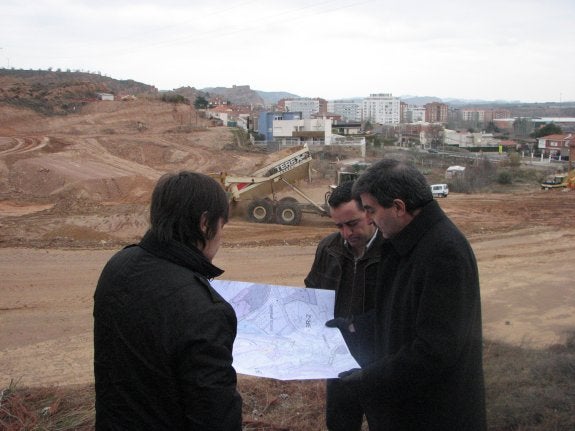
[483,334,575,431]
[0,381,94,431]
[2,337,574,431]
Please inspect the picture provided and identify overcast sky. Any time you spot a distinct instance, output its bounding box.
[1,0,573,103]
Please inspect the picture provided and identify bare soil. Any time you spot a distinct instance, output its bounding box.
[0,100,574,388]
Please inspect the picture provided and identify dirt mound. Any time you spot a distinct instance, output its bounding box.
[0,98,273,248]
[9,154,157,201]
[0,97,257,209]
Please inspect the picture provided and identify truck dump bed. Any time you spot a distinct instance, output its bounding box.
[213,144,326,225]
[219,145,312,202]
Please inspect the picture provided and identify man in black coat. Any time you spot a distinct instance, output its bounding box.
[93,171,242,430]
[336,159,486,431]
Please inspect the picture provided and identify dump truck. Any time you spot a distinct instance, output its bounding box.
[214,144,329,225]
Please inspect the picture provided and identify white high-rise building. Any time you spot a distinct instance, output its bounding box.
[405,105,426,123]
[362,93,401,125]
[327,99,363,122]
[284,98,320,119]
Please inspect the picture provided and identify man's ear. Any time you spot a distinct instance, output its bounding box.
[199,211,208,235]
[393,199,407,216]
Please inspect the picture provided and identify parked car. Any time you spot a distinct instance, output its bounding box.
[431,183,449,197]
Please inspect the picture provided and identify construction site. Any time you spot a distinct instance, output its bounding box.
[0,94,574,431]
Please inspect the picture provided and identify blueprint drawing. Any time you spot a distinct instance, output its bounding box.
[211,279,360,380]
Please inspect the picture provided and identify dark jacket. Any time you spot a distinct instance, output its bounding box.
[93,232,242,431]
[358,200,486,431]
[304,230,383,318]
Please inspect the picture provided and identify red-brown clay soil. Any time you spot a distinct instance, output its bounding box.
[1,100,574,387]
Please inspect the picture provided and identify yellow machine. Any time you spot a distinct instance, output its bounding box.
[541,171,575,190]
[214,144,328,225]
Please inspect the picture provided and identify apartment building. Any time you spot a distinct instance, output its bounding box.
[280,98,327,119]
[425,102,449,123]
[459,108,511,123]
[402,105,426,123]
[327,99,363,122]
[362,93,401,125]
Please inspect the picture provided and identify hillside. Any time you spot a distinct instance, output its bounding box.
[0,68,298,112]
[201,84,266,106]
[0,69,158,115]
[0,94,262,227]
[199,85,301,107]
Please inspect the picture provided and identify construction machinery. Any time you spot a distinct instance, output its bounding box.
[214,144,329,225]
[540,171,575,190]
[331,160,371,188]
[324,159,372,204]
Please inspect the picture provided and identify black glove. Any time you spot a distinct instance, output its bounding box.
[338,367,361,380]
[325,313,375,367]
[325,317,354,332]
[338,368,363,393]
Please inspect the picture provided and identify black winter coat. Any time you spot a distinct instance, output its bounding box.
[93,232,242,430]
[357,200,486,431]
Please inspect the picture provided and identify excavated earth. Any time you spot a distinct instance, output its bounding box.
[0,100,574,387]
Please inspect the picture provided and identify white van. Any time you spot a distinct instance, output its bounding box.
[431,184,449,198]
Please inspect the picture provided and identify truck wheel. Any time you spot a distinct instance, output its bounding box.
[247,199,274,223]
[276,202,302,225]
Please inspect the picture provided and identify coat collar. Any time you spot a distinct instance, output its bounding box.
[388,199,446,257]
[138,231,224,279]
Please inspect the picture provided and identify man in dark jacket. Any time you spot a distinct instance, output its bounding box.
[305,180,383,431]
[93,171,242,430]
[338,159,486,431]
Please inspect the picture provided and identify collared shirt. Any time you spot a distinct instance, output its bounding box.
[345,228,380,260]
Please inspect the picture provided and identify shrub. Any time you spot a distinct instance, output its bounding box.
[497,171,513,185]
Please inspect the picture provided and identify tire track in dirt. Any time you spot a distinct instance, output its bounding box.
[0,136,47,156]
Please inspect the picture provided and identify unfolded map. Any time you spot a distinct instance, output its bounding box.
[211,279,360,380]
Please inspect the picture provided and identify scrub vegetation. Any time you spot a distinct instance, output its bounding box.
[2,334,574,431]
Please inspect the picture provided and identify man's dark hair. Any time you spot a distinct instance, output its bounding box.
[353,159,432,212]
[149,171,229,248]
[327,180,362,209]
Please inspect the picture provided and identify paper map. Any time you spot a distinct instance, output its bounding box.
[211,279,359,380]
